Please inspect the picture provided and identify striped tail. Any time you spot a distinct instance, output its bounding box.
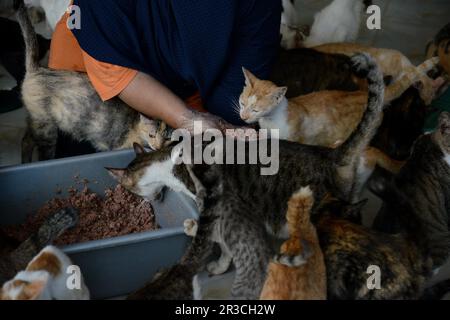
[15,0,40,72]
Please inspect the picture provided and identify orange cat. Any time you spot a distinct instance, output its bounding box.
[313,43,444,105]
[260,187,326,300]
[239,57,439,197]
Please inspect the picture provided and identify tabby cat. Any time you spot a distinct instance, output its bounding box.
[16,2,169,163]
[313,43,445,105]
[0,208,78,286]
[373,112,450,269]
[109,53,386,299]
[260,187,327,300]
[1,246,90,300]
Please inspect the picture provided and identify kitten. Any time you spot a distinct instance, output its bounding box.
[260,187,327,300]
[303,0,369,48]
[109,53,386,299]
[1,246,90,300]
[16,1,167,162]
[316,189,434,300]
[373,112,450,269]
[313,43,446,105]
[23,0,70,30]
[0,208,78,285]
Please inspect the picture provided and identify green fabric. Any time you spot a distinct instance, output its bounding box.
[424,88,450,133]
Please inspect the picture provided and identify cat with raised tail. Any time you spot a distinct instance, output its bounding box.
[238,57,439,198]
[109,53,385,299]
[1,246,90,300]
[260,187,327,300]
[303,0,371,48]
[15,0,170,162]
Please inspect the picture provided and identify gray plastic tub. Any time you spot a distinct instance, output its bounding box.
[0,150,198,299]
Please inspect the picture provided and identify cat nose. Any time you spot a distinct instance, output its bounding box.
[241,113,249,120]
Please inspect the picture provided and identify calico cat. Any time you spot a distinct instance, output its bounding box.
[373,112,450,269]
[260,187,327,300]
[315,188,434,300]
[303,0,370,48]
[1,246,90,300]
[0,208,78,285]
[15,1,168,162]
[109,52,386,299]
[313,43,445,105]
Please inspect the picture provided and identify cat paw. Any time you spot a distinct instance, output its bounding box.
[183,219,198,237]
[207,260,230,276]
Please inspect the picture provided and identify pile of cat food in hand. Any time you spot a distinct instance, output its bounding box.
[2,185,158,245]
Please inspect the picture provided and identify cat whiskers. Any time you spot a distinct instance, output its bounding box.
[229,97,241,117]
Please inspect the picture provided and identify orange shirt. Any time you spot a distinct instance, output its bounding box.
[49,12,204,110]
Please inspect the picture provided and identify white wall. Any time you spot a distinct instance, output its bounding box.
[296,0,450,63]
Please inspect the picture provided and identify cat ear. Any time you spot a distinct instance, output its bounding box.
[242,67,258,87]
[274,87,288,102]
[105,168,127,181]
[133,143,146,156]
[438,112,450,135]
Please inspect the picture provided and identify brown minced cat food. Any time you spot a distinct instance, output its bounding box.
[2,185,158,246]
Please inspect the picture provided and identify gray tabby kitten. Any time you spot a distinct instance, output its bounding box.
[373,112,450,269]
[108,53,385,299]
[0,208,78,285]
[16,1,166,163]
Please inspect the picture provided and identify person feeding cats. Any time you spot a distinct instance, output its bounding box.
[48,0,282,131]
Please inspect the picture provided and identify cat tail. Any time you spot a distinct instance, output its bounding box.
[334,53,384,166]
[127,214,216,300]
[8,208,79,272]
[384,57,440,103]
[421,279,450,300]
[15,0,40,72]
[286,186,314,237]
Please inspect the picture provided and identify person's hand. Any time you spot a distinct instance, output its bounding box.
[180,110,258,141]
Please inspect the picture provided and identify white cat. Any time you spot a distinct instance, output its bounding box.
[281,0,300,49]
[304,0,369,48]
[24,0,70,30]
[0,246,90,300]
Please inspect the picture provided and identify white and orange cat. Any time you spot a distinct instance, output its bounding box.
[260,187,327,300]
[238,57,439,196]
[313,43,445,105]
[1,246,90,300]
